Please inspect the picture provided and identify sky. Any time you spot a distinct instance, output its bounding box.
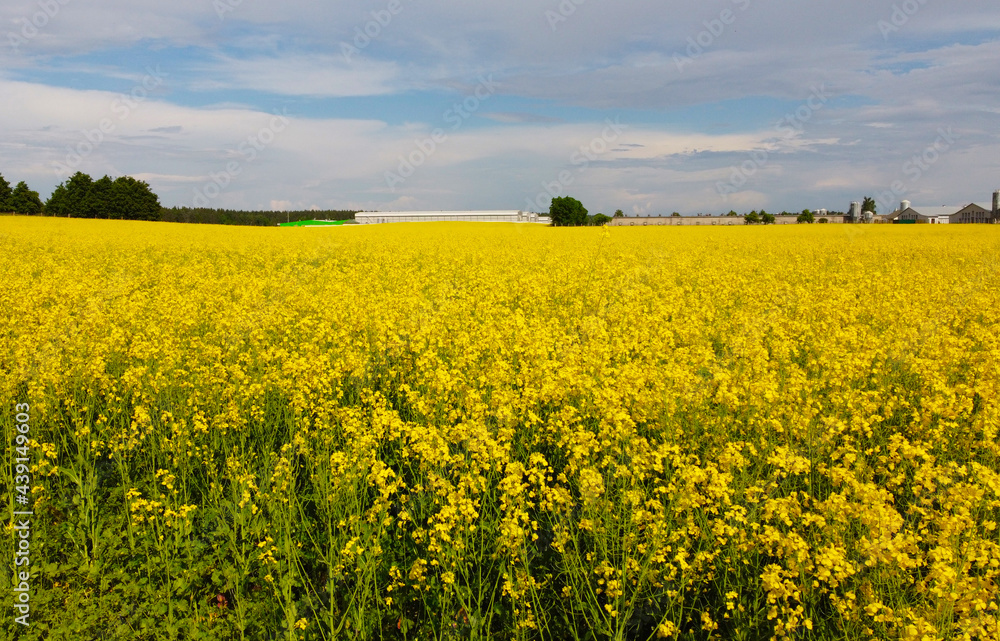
[1,0,999,216]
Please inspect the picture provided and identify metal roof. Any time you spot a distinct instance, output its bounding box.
[892,206,965,218]
[917,206,965,218]
[357,210,524,217]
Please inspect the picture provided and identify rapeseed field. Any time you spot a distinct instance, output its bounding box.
[1,217,998,640]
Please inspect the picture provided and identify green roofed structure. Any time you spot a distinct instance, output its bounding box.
[278,220,347,228]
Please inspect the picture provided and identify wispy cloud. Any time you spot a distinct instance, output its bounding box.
[482,112,564,124]
[189,54,404,97]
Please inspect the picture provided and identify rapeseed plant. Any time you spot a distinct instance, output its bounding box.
[0,217,998,640]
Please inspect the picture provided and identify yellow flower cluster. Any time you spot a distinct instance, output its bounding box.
[1,217,998,639]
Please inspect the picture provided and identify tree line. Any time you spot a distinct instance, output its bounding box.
[548,198,849,226]
[1,171,162,220]
[161,208,356,227]
[1,171,358,226]
[46,172,162,220]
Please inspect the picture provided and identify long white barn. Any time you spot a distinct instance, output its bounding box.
[355,210,547,224]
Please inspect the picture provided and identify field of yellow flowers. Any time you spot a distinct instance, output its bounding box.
[1,217,999,640]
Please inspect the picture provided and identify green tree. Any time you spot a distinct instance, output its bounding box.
[0,173,12,212]
[549,196,588,227]
[726,210,738,217]
[111,176,162,221]
[63,172,96,218]
[761,212,776,225]
[45,173,162,221]
[591,213,612,226]
[45,183,71,216]
[797,210,815,224]
[862,197,876,214]
[671,212,681,217]
[613,209,624,218]
[744,211,761,224]
[91,175,115,219]
[9,181,43,215]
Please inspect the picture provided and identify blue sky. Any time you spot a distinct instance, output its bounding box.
[2,0,999,215]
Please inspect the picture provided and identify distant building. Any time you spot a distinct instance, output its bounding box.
[886,203,993,225]
[950,203,993,224]
[607,214,845,226]
[846,201,883,223]
[885,196,998,224]
[771,214,846,224]
[887,205,956,224]
[608,216,743,226]
[355,210,546,224]
[846,202,865,223]
[278,219,347,228]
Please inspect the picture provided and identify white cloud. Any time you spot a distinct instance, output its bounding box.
[1,1,998,214]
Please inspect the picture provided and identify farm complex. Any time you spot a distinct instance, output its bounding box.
[849,190,1000,224]
[609,214,845,226]
[612,190,1000,226]
[352,190,1000,228]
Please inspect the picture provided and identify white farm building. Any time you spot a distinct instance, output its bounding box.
[355,210,548,225]
[884,194,1000,224]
